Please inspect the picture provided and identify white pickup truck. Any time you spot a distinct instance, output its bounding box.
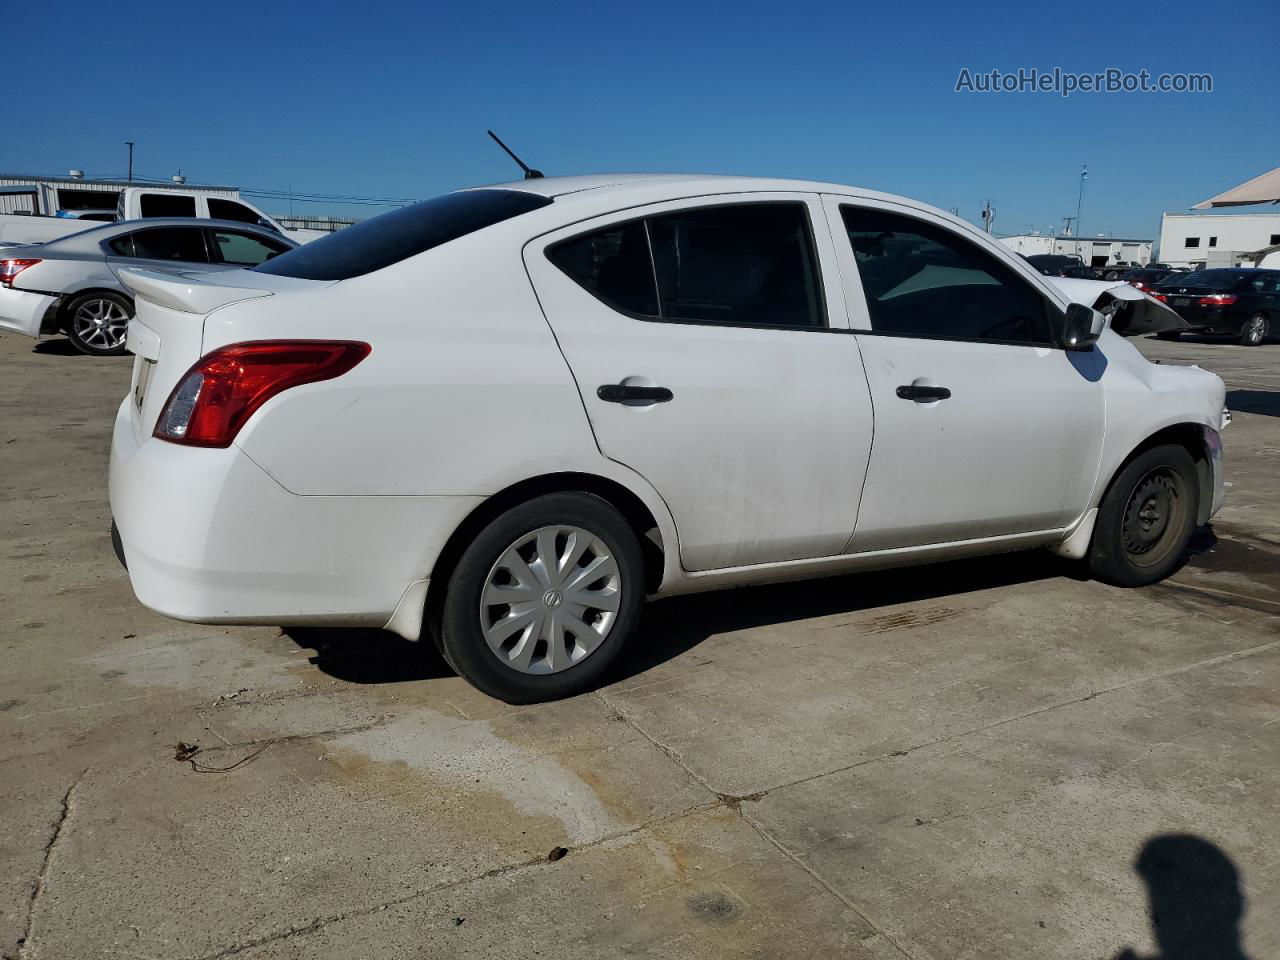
[0,187,326,246]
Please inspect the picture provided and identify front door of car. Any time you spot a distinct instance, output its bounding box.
[821,196,1105,552]
[524,194,874,572]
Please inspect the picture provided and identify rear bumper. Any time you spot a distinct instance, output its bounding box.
[108,398,480,633]
[0,288,58,338]
[1172,308,1246,333]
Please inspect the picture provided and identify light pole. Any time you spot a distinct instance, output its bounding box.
[125,141,135,182]
[1075,164,1087,259]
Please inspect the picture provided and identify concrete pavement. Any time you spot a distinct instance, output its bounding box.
[1,332,1276,959]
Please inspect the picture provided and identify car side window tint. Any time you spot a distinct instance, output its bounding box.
[128,228,210,263]
[107,235,136,257]
[647,204,823,328]
[840,206,1050,344]
[208,199,263,225]
[547,221,659,317]
[211,230,288,267]
[138,193,198,218]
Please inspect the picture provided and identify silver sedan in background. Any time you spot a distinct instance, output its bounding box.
[0,219,296,355]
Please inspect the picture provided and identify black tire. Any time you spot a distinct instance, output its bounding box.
[1155,330,1182,341]
[1239,313,1268,346]
[63,291,132,356]
[1088,444,1198,587]
[438,492,646,703]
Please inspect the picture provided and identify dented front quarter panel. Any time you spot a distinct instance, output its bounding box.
[1048,277,1189,336]
[1089,328,1227,516]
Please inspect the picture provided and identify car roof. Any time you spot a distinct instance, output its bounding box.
[39,218,296,253]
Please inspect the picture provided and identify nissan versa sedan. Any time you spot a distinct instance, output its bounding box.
[1151,268,1280,345]
[0,219,295,355]
[108,175,1227,703]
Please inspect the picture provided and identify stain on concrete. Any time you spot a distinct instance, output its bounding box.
[688,891,740,922]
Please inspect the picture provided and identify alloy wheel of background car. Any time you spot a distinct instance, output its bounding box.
[438,492,646,703]
[1240,313,1268,346]
[65,292,132,356]
[1088,444,1197,588]
[480,525,622,675]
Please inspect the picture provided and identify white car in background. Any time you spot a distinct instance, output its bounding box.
[109,174,1226,703]
[0,219,295,355]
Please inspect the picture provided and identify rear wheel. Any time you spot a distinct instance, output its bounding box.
[64,292,132,356]
[1088,444,1198,587]
[1239,313,1268,346]
[437,492,646,703]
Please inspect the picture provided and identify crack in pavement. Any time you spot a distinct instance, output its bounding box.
[185,800,724,960]
[13,770,86,960]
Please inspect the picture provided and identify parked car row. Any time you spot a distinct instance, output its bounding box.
[106,173,1227,703]
[0,218,295,354]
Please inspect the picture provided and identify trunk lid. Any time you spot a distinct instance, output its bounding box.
[117,267,330,443]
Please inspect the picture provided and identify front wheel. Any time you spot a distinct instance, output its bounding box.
[1088,444,1198,587]
[1239,313,1268,346]
[438,492,646,703]
[64,292,132,356]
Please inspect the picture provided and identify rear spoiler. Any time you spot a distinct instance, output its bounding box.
[1047,277,1189,337]
[118,267,274,315]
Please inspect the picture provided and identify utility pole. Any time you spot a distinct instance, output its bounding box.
[125,141,135,182]
[981,199,994,234]
[1075,165,1085,244]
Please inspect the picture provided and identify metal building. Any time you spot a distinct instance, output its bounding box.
[0,173,240,216]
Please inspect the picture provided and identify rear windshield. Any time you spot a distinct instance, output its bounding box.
[253,189,552,281]
[1163,269,1252,288]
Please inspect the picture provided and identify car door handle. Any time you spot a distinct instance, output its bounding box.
[896,384,951,402]
[597,384,674,404]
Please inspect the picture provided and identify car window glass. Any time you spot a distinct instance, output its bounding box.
[138,193,197,218]
[547,220,659,316]
[841,206,1049,344]
[208,199,263,225]
[107,235,135,257]
[647,204,823,327]
[128,227,209,262]
[212,230,287,266]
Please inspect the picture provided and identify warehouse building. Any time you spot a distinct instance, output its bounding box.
[998,233,1152,269]
[1157,212,1280,269]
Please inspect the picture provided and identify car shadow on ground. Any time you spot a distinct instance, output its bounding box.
[286,529,1224,691]
[1227,389,1280,418]
[32,339,82,357]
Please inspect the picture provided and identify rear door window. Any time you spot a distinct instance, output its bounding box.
[210,230,290,266]
[138,193,198,218]
[208,198,264,225]
[125,227,210,262]
[253,189,553,281]
[547,202,825,329]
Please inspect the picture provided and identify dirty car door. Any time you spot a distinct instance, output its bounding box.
[524,194,874,571]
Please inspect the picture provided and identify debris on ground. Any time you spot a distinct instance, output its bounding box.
[547,846,568,862]
[174,742,201,762]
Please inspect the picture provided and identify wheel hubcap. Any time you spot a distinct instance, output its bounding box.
[73,299,129,350]
[480,525,622,675]
[1121,468,1182,564]
[1247,317,1265,343]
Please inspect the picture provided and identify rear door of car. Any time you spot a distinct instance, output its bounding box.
[524,193,875,572]
[104,226,223,277]
[823,195,1105,551]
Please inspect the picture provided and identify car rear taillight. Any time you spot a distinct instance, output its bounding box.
[153,340,370,447]
[0,258,40,288]
[1151,292,1168,302]
[1198,293,1237,307]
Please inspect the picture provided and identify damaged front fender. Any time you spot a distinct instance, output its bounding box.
[1047,277,1189,336]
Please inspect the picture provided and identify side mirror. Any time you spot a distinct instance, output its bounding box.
[1059,303,1106,350]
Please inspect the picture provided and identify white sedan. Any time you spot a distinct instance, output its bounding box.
[108,175,1226,703]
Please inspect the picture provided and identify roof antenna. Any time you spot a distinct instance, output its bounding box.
[487,130,543,179]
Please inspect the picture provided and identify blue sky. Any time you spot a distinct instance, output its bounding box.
[7,0,1275,238]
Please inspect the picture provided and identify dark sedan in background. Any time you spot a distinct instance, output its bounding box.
[1023,254,1098,279]
[1121,267,1174,294]
[1152,269,1280,345]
